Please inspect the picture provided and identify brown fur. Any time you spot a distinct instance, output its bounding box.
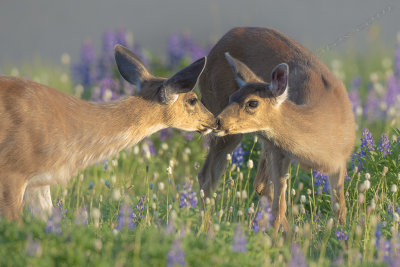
[198,27,355,231]
[0,52,215,219]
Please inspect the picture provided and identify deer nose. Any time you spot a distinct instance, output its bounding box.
[215,118,222,130]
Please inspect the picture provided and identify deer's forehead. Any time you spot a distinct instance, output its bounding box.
[230,83,270,103]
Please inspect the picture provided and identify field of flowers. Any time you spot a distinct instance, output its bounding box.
[1,27,400,266]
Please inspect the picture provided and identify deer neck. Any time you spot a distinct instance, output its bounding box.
[64,96,166,168]
[266,101,317,156]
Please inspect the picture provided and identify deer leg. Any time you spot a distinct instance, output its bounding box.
[0,172,27,220]
[270,150,291,232]
[254,138,274,204]
[24,185,53,219]
[327,165,347,223]
[198,134,243,197]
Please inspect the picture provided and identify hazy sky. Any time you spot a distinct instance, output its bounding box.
[0,0,399,66]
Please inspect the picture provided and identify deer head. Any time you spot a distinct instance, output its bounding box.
[215,52,289,136]
[115,44,216,134]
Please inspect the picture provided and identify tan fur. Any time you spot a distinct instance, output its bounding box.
[0,58,215,219]
[199,27,355,231]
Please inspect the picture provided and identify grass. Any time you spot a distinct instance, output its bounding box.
[1,44,400,266]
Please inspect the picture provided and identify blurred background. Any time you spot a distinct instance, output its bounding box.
[0,0,399,133]
[0,0,398,65]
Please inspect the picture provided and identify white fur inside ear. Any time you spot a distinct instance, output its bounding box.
[271,84,288,106]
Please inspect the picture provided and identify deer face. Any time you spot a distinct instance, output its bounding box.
[115,45,217,134]
[215,53,289,136]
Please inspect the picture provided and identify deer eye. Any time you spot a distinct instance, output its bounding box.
[188,98,198,106]
[247,100,259,108]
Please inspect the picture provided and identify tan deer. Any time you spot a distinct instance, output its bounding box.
[0,45,216,220]
[198,27,355,231]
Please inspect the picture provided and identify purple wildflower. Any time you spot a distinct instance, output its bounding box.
[385,75,400,111]
[116,201,135,230]
[336,229,348,241]
[252,196,273,233]
[133,196,145,221]
[91,78,119,102]
[348,77,362,117]
[167,237,186,267]
[167,34,186,69]
[26,235,42,257]
[179,181,198,209]
[44,208,63,235]
[360,128,375,154]
[232,225,247,252]
[159,129,173,141]
[181,131,194,141]
[56,199,67,214]
[74,206,89,225]
[364,88,381,121]
[288,243,308,267]
[232,143,247,168]
[313,170,330,194]
[97,30,117,79]
[71,39,97,88]
[378,133,391,157]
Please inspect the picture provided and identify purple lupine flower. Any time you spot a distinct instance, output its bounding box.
[377,238,391,263]
[179,181,198,209]
[181,131,194,141]
[288,243,308,267]
[71,39,97,88]
[44,208,63,235]
[385,75,400,111]
[116,201,135,230]
[336,229,348,240]
[167,237,186,267]
[348,77,362,117]
[159,129,173,141]
[133,196,145,221]
[56,199,68,214]
[26,236,42,257]
[364,88,381,121]
[232,225,247,252]
[167,34,186,69]
[313,170,330,194]
[252,196,273,233]
[97,30,117,79]
[91,78,119,102]
[378,133,391,157]
[232,143,247,168]
[74,206,89,225]
[146,139,156,156]
[360,128,375,155]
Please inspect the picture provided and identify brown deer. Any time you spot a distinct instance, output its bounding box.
[0,45,216,220]
[198,27,355,231]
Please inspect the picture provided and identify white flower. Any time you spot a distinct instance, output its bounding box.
[300,195,306,203]
[166,166,172,175]
[291,189,296,196]
[241,190,247,200]
[364,180,371,190]
[158,182,165,191]
[326,218,334,230]
[393,213,400,222]
[112,190,121,201]
[358,193,365,204]
[248,207,254,214]
[213,192,217,198]
[200,189,205,199]
[307,189,312,195]
[365,173,371,180]
[205,197,211,205]
[391,184,398,193]
[247,160,254,169]
[226,153,232,161]
[254,136,258,143]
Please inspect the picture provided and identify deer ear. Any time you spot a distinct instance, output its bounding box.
[224,52,259,87]
[270,63,289,97]
[160,57,206,104]
[114,44,153,90]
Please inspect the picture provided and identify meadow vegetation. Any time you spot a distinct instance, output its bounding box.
[1,27,400,266]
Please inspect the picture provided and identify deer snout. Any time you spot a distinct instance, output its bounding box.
[214,117,228,136]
